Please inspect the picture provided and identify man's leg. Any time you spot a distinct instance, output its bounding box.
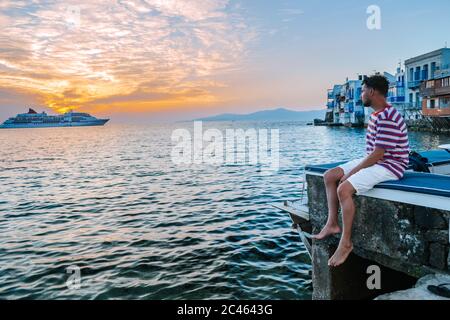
[312,167,344,240]
[328,181,356,267]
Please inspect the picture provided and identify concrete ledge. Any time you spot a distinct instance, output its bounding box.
[307,173,450,299]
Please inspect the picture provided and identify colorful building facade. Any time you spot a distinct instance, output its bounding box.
[326,48,450,127]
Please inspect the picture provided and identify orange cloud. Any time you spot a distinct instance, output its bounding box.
[0,0,255,114]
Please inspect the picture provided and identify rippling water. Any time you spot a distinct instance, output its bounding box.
[0,122,446,300]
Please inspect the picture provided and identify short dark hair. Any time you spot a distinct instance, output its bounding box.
[362,75,389,97]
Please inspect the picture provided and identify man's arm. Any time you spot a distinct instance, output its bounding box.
[340,147,385,183]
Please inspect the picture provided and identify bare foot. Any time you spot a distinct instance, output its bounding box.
[328,242,353,267]
[311,224,341,240]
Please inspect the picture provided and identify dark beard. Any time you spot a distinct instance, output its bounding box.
[363,100,372,107]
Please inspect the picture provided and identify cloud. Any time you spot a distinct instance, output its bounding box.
[278,8,304,16]
[0,0,255,114]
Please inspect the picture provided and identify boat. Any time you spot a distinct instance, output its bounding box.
[0,108,109,129]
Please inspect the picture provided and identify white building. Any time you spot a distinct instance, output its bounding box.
[329,77,365,127]
[405,48,450,109]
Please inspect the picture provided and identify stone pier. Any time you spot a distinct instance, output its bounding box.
[307,174,450,300]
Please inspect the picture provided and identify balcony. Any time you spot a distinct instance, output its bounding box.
[420,81,435,97]
[344,102,354,113]
[327,90,334,99]
[434,64,450,79]
[420,78,450,97]
[387,96,406,103]
[436,86,450,96]
[408,80,422,89]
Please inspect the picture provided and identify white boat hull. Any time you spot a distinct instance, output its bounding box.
[0,119,109,129]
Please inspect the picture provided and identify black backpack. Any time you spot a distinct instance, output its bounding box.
[408,151,430,173]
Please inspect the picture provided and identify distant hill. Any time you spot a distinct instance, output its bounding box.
[195,108,325,122]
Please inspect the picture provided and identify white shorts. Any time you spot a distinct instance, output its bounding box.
[337,157,399,195]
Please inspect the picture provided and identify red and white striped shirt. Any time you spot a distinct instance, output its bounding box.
[366,105,409,178]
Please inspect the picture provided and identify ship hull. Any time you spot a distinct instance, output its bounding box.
[0,119,109,129]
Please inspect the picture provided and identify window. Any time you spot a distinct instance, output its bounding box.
[441,98,450,108]
[431,62,436,76]
[415,66,421,80]
[429,99,435,109]
[426,81,434,88]
[423,64,429,80]
[442,77,450,87]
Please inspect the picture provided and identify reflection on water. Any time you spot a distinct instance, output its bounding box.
[0,123,446,299]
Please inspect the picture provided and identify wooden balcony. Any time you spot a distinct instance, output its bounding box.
[420,77,450,97]
[436,85,450,96]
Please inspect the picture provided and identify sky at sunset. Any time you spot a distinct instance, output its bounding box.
[1,0,450,122]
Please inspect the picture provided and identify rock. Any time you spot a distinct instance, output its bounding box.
[425,230,449,244]
[429,243,448,270]
[448,248,450,270]
[352,197,427,265]
[414,207,447,229]
[375,274,450,300]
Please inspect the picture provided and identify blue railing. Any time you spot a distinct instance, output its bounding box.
[410,70,428,83]
[387,96,406,103]
[434,64,450,78]
[408,80,422,89]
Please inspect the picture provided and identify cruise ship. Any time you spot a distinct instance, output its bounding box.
[0,108,109,129]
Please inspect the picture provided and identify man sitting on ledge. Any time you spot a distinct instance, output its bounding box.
[312,74,410,267]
